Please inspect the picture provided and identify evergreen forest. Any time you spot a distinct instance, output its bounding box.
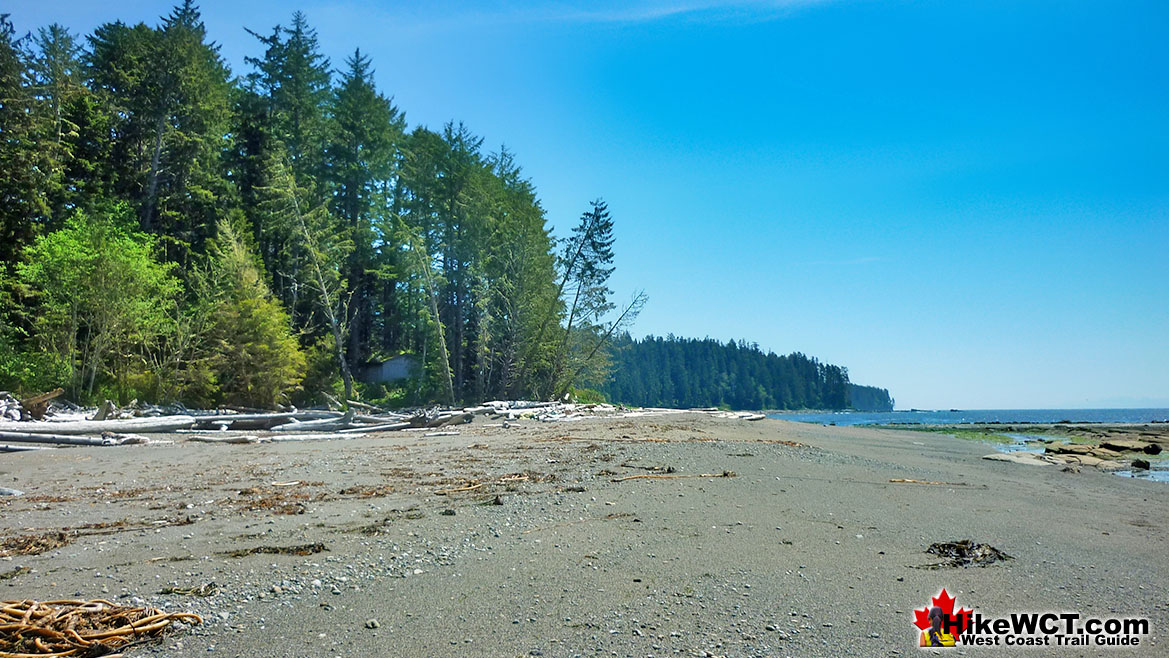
[601,335,894,411]
[0,4,642,408]
[0,4,890,412]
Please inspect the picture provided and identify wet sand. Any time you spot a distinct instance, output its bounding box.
[1,414,1165,657]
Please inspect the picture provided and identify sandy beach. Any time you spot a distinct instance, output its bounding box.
[1,414,1166,657]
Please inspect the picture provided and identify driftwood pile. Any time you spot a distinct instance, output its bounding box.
[0,389,64,422]
[0,599,201,657]
[0,398,775,454]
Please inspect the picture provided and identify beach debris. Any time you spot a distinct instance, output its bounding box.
[2,517,197,558]
[0,431,110,447]
[0,392,22,421]
[888,478,970,486]
[338,421,411,433]
[221,543,326,558]
[434,482,486,495]
[191,411,340,431]
[920,539,1012,569]
[186,434,266,444]
[0,415,196,436]
[16,388,65,421]
[0,443,50,452]
[611,471,736,482]
[0,567,30,581]
[365,618,380,629]
[91,399,117,421]
[0,598,201,656]
[0,532,72,558]
[0,487,24,496]
[337,484,395,498]
[269,411,357,433]
[159,583,218,597]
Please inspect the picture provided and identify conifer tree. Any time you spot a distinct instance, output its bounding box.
[87,2,232,257]
[203,220,306,408]
[0,15,49,264]
[246,11,331,188]
[326,48,404,366]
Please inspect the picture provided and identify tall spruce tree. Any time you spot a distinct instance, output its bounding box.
[325,49,404,366]
[25,24,85,227]
[0,15,49,265]
[87,2,232,258]
[246,12,331,188]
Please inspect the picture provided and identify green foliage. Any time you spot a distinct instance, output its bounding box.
[198,221,305,408]
[601,335,857,411]
[0,265,69,392]
[88,5,232,252]
[0,15,51,264]
[16,204,180,401]
[294,334,343,407]
[571,387,608,404]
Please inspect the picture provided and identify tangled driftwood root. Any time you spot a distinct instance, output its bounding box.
[0,599,202,657]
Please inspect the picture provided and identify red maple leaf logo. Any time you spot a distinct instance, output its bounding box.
[913,588,971,640]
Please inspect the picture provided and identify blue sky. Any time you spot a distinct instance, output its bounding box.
[8,0,1168,409]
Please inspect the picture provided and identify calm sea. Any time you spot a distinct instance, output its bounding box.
[767,408,1169,426]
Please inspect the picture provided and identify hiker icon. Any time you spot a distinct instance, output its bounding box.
[919,606,956,647]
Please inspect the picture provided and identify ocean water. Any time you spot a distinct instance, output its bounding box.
[767,408,1169,426]
[767,408,1169,483]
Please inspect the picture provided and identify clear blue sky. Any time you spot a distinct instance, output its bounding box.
[8,0,1168,409]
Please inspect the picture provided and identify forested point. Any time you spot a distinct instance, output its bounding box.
[848,384,895,412]
[600,335,894,412]
[0,4,644,408]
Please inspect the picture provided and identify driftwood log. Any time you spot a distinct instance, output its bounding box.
[19,387,64,420]
[338,422,412,434]
[269,411,356,432]
[1,443,49,452]
[0,415,196,435]
[192,411,340,431]
[0,431,110,447]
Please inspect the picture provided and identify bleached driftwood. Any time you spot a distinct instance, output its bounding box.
[338,422,411,434]
[187,434,268,444]
[1,444,49,452]
[0,431,113,446]
[268,432,367,442]
[0,415,196,435]
[19,388,64,420]
[425,412,472,428]
[192,411,339,431]
[269,413,356,432]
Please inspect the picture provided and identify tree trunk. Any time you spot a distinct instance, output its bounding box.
[142,114,166,231]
